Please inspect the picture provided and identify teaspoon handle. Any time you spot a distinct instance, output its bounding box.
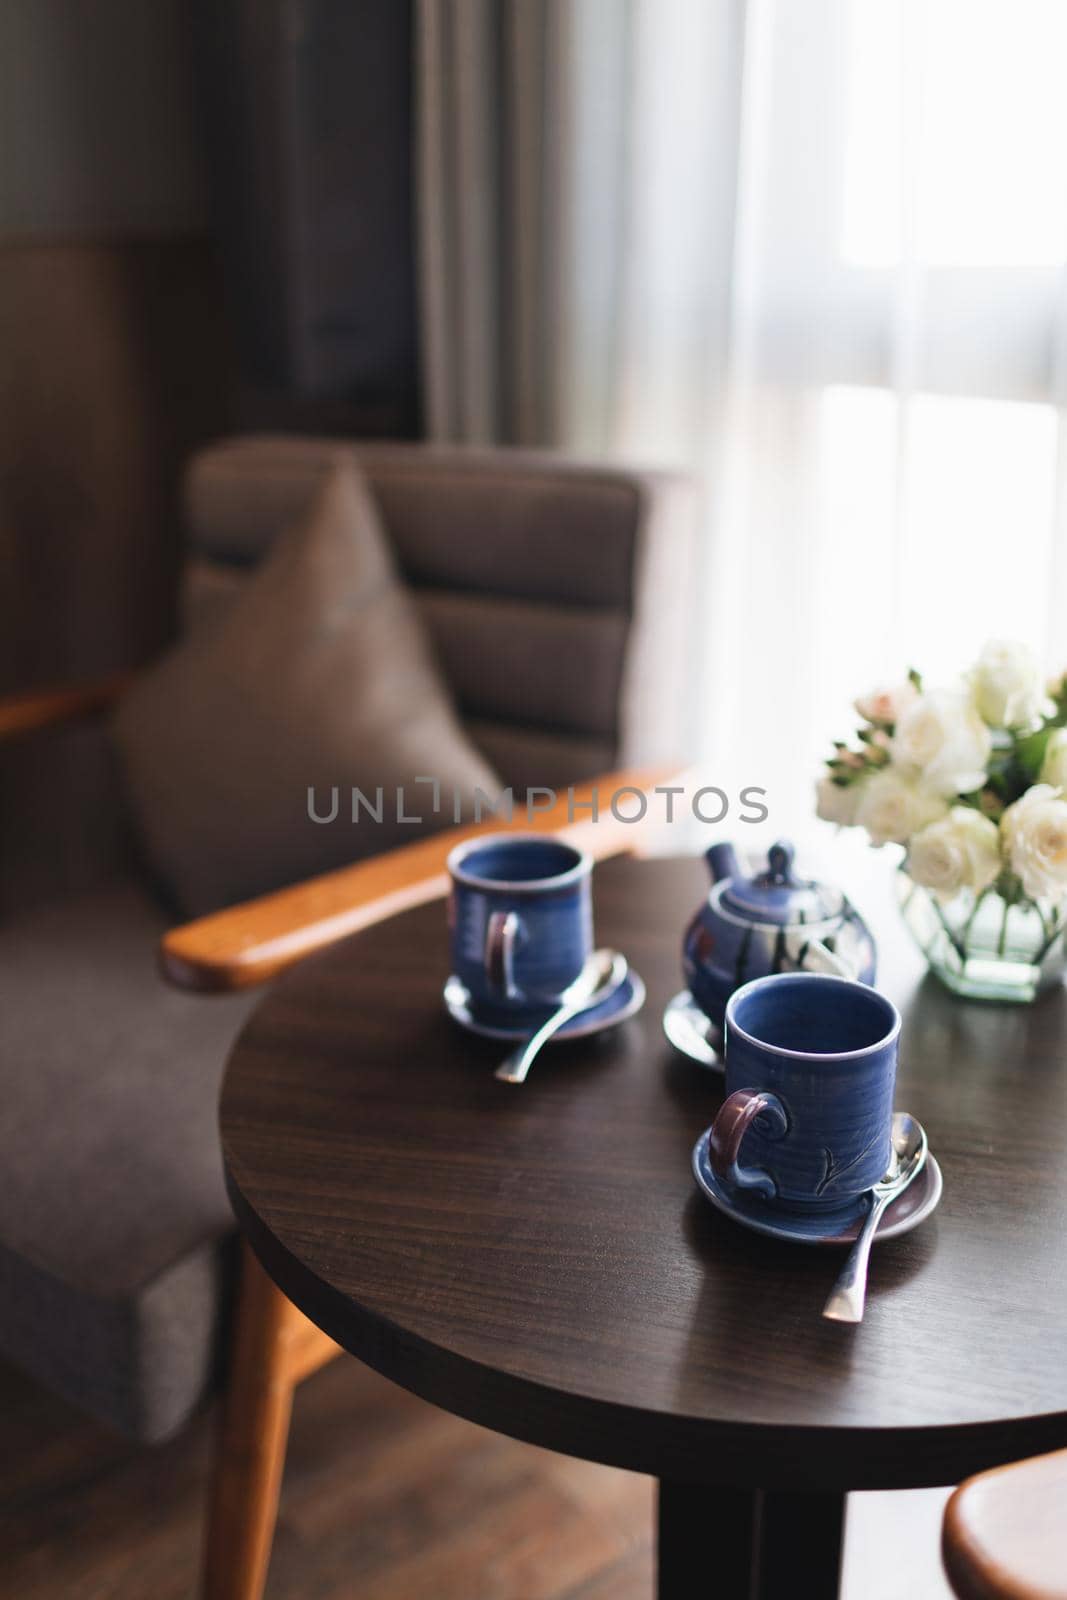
[822,1190,892,1324]
[494,1000,582,1084]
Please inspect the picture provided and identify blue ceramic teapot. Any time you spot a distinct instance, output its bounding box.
[682,840,877,1030]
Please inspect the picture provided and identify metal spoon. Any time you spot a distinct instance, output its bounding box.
[494,950,629,1085]
[822,1113,928,1324]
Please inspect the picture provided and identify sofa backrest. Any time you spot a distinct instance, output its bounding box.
[1,437,697,920]
[182,437,696,794]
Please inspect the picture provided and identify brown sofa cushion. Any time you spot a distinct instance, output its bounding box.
[113,460,499,916]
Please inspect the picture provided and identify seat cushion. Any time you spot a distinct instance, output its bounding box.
[0,879,256,1442]
[112,459,499,916]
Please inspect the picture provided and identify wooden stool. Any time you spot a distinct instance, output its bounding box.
[943,1447,1067,1600]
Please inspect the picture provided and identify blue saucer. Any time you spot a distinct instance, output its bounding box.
[692,1126,942,1246]
[444,970,646,1042]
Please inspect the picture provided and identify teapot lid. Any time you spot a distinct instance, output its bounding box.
[716,840,843,926]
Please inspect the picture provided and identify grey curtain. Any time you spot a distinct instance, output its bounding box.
[416,0,635,448]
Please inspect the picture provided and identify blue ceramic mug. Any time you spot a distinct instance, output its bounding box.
[447,834,593,1021]
[708,972,899,1212]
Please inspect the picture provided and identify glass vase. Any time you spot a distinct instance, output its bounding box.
[896,871,1067,1003]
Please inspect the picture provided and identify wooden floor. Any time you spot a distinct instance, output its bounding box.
[0,1355,652,1600]
[0,1354,952,1600]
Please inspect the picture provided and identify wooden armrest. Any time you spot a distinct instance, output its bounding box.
[943,1447,1067,1600]
[0,670,134,743]
[161,765,679,992]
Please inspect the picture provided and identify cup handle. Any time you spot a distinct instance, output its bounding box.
[784,931,855,980]
[485,911,522,1001]
[709,1089,788,1199]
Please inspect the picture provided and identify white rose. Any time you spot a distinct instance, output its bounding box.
[854,770,947,847]
[1001,784,1067,902]
[906,807,1002,902]
[893,689,992,796]
[854,680,919,728]
[815,774,861,826]
[1040,727,1067,791]
[971,639,1045,729]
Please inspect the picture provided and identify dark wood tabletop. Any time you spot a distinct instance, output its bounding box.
[220,853,1067,1594]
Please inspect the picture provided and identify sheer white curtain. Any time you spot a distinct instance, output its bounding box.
[419,0,1067,823]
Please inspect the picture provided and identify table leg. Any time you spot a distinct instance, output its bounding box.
[656,1482,846,1600]
[657,1480,758,1598]
[755,1489,846,1600]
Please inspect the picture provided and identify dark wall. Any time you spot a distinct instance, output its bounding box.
[0,0,231,693]
[0,239,231,692]
[0,0,420,695]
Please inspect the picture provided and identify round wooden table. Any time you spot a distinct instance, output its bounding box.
[220,855,1067,1598]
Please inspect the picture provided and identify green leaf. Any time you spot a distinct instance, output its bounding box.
[1050,674,1067,724]
[1014,726,1051,781]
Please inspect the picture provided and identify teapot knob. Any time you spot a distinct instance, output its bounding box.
[766,840,797,885]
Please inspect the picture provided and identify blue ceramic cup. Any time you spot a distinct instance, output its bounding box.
[447,834,593,1021]
[709,972,899,1212]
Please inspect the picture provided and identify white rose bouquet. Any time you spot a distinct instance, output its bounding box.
[817,641,1067,998]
